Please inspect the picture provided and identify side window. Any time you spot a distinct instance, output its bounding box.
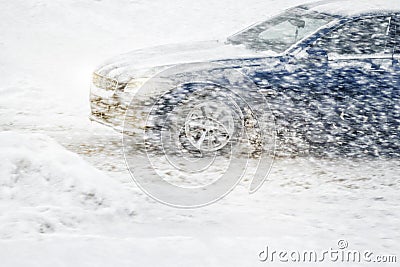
[395,14,400,54]
[316,16,393,55]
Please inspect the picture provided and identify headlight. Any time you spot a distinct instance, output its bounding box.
[92,72,119,91]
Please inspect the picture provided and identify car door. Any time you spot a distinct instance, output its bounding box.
[388,13,400,156]
[393,13,400,87]
[308,14,397,156]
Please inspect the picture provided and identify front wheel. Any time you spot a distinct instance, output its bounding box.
[145,83,262,158]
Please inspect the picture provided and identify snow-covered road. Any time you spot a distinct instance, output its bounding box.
[0,0,399,266]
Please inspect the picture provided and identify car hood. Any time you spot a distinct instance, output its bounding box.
[94,40,276,83]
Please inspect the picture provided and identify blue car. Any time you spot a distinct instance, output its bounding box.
[90,0,400,158]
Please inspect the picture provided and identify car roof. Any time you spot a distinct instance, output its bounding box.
[299,0,399,17]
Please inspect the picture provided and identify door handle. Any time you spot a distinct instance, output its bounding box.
[259,88,276,96]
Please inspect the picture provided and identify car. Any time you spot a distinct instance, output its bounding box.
[90,0,400,158]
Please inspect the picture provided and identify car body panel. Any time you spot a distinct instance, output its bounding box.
[94,40,275,83]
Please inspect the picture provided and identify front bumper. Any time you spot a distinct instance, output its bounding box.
[89,85,150,135]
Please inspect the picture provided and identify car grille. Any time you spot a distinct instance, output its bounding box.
[90,96,126,121]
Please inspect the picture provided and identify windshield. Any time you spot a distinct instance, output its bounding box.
[227,7,335,53]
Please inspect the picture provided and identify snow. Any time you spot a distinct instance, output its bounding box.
[0,0,399,266]
[0,132,136,239]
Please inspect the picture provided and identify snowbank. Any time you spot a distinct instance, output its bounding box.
[0,132,136,238]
